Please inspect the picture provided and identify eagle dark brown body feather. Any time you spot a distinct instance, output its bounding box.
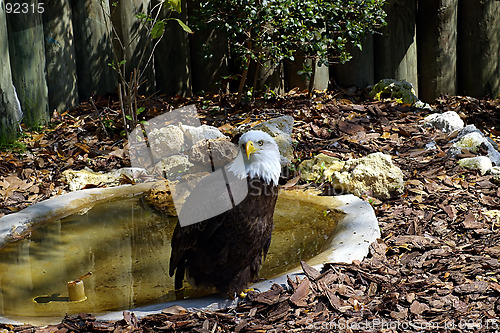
[169,177,278,297]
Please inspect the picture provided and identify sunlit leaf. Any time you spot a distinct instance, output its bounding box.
[168,0,182,13]
[151,20,165,39]
[171,18,193,34]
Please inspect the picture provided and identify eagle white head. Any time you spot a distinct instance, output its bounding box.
[228,130,281,186]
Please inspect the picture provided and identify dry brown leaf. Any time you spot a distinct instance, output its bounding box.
[75,142,90,153]
[290,278,310,307]
[283,175,301,189]
[410,300,429,315]
[338,120,365,135]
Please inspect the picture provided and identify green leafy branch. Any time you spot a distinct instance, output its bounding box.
[193,0,386,100]
[101,0,192,133]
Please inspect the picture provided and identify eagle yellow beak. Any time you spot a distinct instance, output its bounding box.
[245,141,257,159]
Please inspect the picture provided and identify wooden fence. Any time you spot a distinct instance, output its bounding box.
[0,0,499,142]
[332,0,500,102]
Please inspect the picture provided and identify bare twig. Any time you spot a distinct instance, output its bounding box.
[99,0,186,134]
[118,83,127,132]
[89,96,109,137]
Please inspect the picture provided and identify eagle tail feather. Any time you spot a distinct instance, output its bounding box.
[174,262,186,291]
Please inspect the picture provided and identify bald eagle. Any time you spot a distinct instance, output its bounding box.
[169,130,281,297]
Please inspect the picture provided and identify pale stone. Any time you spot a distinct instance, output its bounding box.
[424,111,464,133]
[180,124,226,146]
[484,210,500,227]
[155,155,193,178]
[457,156,493,175]
[61,167,146,191]
[299,153,345,182]
[148,125,185,159]
[187,137,238,168]
[453,131,487,153]
[451,125,500,165]
[330,152,405,199]
[489,166,500,183]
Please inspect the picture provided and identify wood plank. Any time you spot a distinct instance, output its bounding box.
[6,0,49,128]
[0,3,21,144]
[374,0,419,95]
[417,0,458,102]
[458,1,500,98]
[42,0,79,113]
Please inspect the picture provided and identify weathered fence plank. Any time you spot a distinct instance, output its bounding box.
[6,0,50,128]
[330,36,374,90]
[458,0,500,98]
[42,0,79,113]
[187,0,230,94]
[188,31,230,94]
[285,52,329,93]
[155,0,193,96]
[417,0,457,102]
[3,0,500,147]
[374,0,419,95]
[0,4,21,144]
[111,0,156,94]
[253,58,284,95]
[71,0,116,101]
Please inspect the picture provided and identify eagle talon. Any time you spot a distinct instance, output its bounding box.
[239,288,254,298]
[174,286,185,300]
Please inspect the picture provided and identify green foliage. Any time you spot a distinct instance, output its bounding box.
[0,140,26,153]
[108,59,127,71]
[125,106,146,121]
[0,130,28,152]
[103,0,191,133]
[167,0,182,13]
[151,20,166,39]
[171,18,193,34]
[277,0,387,65]
[193,0,386,95]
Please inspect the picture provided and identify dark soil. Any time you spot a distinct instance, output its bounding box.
[1,91,499,332]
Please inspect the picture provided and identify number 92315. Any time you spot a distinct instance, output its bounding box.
[5,2,44,14]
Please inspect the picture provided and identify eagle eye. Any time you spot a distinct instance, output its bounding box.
[257,140,264,146]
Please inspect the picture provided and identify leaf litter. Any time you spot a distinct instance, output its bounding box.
[1,91,499,332]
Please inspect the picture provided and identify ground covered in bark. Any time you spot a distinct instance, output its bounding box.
[1,91,500,332]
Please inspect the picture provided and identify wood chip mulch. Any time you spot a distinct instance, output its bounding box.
[1,92,500,332]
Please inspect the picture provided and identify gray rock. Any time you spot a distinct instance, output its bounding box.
[423,111,464,133]
[369,79,419,105]
[457,156,493,175]
[187,137,238,168]
[148,125,185,159]
[155,155,193,178]
[451,125,500,165]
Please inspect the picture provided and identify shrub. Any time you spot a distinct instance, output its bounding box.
[193,0,387,99]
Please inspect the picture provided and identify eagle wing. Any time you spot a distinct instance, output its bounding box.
[169,169,245,280]
[169,209,227,278]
